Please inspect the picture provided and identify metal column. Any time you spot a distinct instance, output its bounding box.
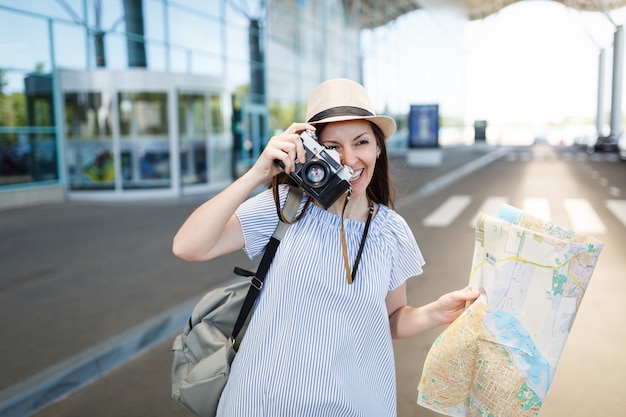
[597,49,606,137]
[610,25,624,140]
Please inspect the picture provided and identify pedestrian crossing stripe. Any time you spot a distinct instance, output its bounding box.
[505,151,619,163]
[606,200,626,225]
[469,196,508,228]
[421,195,625,235]
[563,198,607,235]
[423,195,471,227]
[523,197,551,222]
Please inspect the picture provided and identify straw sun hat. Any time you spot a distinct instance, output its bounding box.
[305,78,397,141]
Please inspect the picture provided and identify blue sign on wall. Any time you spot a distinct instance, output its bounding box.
[408,104,439,148]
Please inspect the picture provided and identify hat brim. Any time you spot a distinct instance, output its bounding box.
[309,114,396,141]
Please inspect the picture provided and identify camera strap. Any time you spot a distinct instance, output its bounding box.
[341,192,374,285]
[272,177,312,224]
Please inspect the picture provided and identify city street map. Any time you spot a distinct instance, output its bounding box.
[417,204,603,417]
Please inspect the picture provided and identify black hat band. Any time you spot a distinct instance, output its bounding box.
[308,106,374,123]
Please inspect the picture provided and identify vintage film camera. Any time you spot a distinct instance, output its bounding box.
[275,130,354,209]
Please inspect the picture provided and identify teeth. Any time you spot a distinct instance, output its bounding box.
[350,169,363,181]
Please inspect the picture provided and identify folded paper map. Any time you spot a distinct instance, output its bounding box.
[417,204,603,417]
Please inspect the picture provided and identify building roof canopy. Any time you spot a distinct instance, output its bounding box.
[354,0,626,28]
[463,0,626,20]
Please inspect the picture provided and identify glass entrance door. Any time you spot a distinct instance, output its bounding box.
[62,71,231,199]
[178,91,231,191]
[178,93,208,186]
[118,92,170,189]
[65,91,114,190]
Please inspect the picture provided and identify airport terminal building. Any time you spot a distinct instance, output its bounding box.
[0,0,464,209]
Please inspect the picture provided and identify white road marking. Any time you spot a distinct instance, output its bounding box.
[606,200,626,227]
[523,198,551,221]
[469,196,509,228]
[563,198,607,235]
[422,196,624,236]
[422,195,472,227]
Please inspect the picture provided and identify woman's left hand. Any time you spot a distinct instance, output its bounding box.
[387,284,480,339]
[433,287,480,324]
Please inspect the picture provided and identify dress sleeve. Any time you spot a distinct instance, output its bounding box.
[235,187,284,259]
[388,213,425,291]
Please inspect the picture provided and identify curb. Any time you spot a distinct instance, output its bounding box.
[0,295,202,417]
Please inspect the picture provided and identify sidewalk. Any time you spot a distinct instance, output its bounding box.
[0,144,502,417]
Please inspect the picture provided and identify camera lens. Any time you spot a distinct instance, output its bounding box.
[303,161,329,188]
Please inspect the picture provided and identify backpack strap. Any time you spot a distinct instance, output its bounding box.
[231,186,303,340]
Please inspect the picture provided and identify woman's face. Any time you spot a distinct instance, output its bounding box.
[317,119,380,200]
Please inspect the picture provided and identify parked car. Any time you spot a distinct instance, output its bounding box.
[618,134,626,161]
[587,135,618,153]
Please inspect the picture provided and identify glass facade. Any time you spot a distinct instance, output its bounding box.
[118,91,170,189]
[177,91,229,186]
[0,0,466,206]
[1,71,58,187]
[179,93,208,185]
[65,91,114,189]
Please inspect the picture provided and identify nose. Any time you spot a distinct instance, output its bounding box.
[340,146,357,166]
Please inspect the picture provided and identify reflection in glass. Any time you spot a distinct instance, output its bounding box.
[0,133,58,185]
[65,92,112,138]
[0,73,59,185]
[118,92,170,189]
[208,94,230,183]
[179,93,207,185]
[119,92,168,136]
[65,92,114,189]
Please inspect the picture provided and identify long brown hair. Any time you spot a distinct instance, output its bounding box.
[271,121,397,209]
[365,122,396,209]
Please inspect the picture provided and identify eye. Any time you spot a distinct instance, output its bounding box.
[323,143,338,150]
[356,139,369,146]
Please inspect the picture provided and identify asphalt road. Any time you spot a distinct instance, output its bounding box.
[2,143,624,417]
[395,145,626,417]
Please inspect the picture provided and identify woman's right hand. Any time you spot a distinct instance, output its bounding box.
[172,123,316,262]
[249,122,315,181]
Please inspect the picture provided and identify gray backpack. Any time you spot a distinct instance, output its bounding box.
[171,187,303,417]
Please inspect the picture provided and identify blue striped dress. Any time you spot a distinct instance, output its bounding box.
[216,186,425,416]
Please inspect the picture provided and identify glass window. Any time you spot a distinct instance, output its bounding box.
[0,11,49,73]
[145,43,167,72]
[143,0,165,43]
[118,91,170,189]
[2,74,27,128]
[168,48,190,73]
[118,92,168,136]
[179,93,207,185]
[24,74,54,127]
[190,54,222,77]
[65,92,112,139]
[179,94,206,138]
[65,92,114,190]
[0,0,83,21]
[170,0,220,17]
[0,132,58,185]
[169,8,221,57]
[208,93,231,183]
[99,32,128,70]
[67,139,115,190]
[53,22,86,70]
[0,72,58,186]
[268,99,299,132]
[209,95,224,135]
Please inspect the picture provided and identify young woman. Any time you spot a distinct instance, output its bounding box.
[173,78,479,416]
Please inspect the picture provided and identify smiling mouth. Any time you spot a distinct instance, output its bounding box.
[350,169,363,182]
